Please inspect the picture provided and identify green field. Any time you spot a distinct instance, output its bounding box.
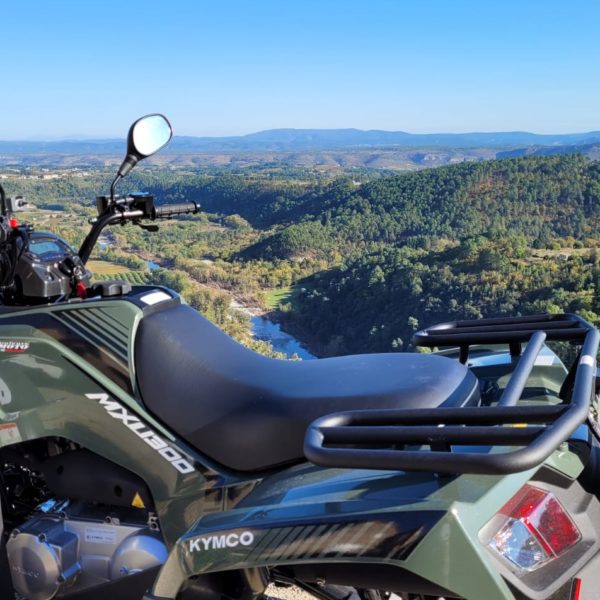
[87,259,151,286]
[87,259,133,275]
[262,286,292,309]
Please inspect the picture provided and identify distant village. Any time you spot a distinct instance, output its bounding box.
[0,167,92,180]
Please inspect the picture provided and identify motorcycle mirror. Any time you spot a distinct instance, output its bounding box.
[110,114,173,203]
[116,114,172,179]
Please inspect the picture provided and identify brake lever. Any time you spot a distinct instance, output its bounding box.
[138,223,159,232]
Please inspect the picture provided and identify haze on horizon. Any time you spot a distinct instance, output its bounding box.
[1,0,599,139]
[4,127,600,145]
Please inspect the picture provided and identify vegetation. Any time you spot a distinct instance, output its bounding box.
[3,152,600,359]
[263,287,293,310]
[261,154,600,355]
[86,259,134,275]
[287,242,600,356]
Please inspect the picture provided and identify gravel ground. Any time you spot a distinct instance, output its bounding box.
[265,584,318,600]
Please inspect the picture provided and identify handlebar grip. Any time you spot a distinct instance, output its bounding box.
[153,201,199,219]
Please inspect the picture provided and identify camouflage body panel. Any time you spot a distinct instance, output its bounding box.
[0,291,232,546]
[148,462,533,599]
[150,446,588,600]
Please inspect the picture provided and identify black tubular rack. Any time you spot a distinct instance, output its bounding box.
[304,314,599,475]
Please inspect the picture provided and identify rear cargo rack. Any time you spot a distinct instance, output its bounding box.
[304,314,599,475]
[413,313,596,364]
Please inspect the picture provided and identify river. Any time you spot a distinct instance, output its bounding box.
[146,259,314,359]
[250,316,316,360]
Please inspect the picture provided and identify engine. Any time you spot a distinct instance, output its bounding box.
[6,499,166,600]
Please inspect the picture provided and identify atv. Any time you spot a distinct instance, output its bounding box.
[0,114,597,600]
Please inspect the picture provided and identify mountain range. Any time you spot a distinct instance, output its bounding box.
[1,129,600,154]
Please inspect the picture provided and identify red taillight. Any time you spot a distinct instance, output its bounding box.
[488,485,581,571]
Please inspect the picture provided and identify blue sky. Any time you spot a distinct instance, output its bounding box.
[1,0,599,138]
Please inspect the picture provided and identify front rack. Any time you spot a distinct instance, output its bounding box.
[304,314,599,475]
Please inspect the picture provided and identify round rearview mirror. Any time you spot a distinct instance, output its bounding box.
[130,114,172,158]
[116,114,173,181]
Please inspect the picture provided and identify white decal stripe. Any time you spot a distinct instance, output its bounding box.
[86,393,195,474]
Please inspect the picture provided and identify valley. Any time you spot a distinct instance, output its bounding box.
[3,151,600,360]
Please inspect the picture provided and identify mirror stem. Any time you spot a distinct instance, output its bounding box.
[110,174,123,204]
[117,154,139,179]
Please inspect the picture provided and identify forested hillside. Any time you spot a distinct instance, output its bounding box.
[263,155,600,355]
[243,155,600,260]
[288,242,600,355]
[3,153,600,358]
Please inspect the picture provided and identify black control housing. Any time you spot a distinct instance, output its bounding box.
[96,193,156,218]
[13,231,90,302]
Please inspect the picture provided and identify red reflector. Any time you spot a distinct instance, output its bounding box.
[571,577,582,600]
[498,484,547,519]
[75,282,87,299]
[532,493,580,556]
[8,218,18,228]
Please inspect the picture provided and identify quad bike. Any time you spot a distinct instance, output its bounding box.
[0,114,598,600]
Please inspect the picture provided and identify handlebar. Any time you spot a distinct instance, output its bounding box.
[79,195,200,265]
[153,201,198,219]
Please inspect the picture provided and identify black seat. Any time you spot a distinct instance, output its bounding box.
[134,305,480,471]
